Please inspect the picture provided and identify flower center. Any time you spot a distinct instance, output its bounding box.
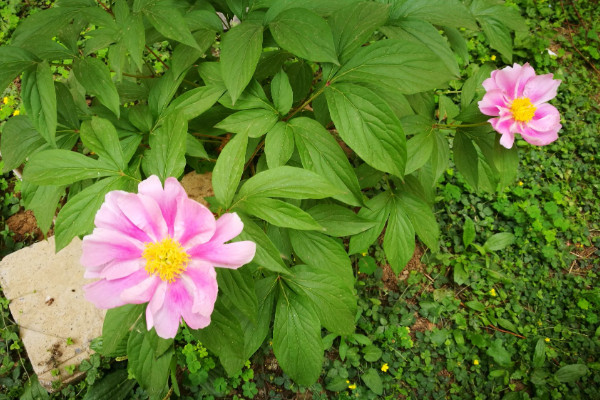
[510,97,536,122]
[142,237,189,283]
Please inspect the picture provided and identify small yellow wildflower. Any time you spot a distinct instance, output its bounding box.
[348,383,357,390]
[381,363,389,372]
[491,55,497,61]
[518,181,524,186]
[545,338,550,343]
[269,340,273,346]
[361,252,367,257]
[12,110,20,116]
[473,360,479,365]
[537,321,543,326]
[346,380,350,384]
[3,97,8,104]
[490,288,497,297]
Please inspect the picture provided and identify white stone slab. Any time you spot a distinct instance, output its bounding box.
[0,236,105,391]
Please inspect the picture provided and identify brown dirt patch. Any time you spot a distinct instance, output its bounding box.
[6,210,44,241]
[411,315,436,333]
[181,171,214,207]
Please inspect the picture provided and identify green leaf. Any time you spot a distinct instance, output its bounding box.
[265,121,294,169]
[405,130,435,175]
[186,135,209,159]
[148,69,186,118]
[398,191,439,250]
[326,83,406,177]
[329,2,390,61]
[121,13,145,71]
[217,268,258,323]
[478,16,512,62]
[532,338,546,369]
[271,69,293,115]
[0,46,36,92]
[273,287,323,386]
[83,369,136,400]
[381,20,459,79]
[73,57,120,117]
[221,21,264,104]
[191,299,246,376]
[21,183,64,235]
[287,264,356,335]
[384,197,415,274]
[127,319,173,400]
[361,368,383,395]
[54,176,135,251]
[215,109,279,138]
[0,116,45,172]
[465,300,485,312]
[390,0,478,30]
[348,191,391,254]
[307,204,375,237]
[443,26,469,65]
[362,345,382,362]
[212,132,248,209]
[453,132,479,189]
[165,85,224,120]
[289,230,354,288]
[56,82,81,130]
[492,138,519,189]
[463,217,476,248]
[240,276,277,359]
[142,3,198,49]
[23,150,120,186]
[236,214,290,275]
[332,39,453,94]
[484,232,515,252]
[100,304,144,357]
[234,166,342,203]
[290,117,363,206]
[142,112,188,181]
[554,364,588,383]
[237,197,322,231]
[269,8,339,64]
[21,61,57,147]
[486,339,513,367]
[20,374,49,400]
[81,117,126,170]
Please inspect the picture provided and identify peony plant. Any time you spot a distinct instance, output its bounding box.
[0,0,560,397]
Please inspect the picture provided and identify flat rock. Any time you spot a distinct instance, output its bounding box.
[0,236,105,391]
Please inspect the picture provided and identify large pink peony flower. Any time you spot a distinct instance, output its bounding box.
[478,63,562,149]
[81,176,256,339]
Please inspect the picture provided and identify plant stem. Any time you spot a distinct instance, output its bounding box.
[434,121,489,129]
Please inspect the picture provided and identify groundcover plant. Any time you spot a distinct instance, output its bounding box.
[0,0,566,397]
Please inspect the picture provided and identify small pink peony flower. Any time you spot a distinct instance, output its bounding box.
[478,63,562,149]
[81,176,256,339]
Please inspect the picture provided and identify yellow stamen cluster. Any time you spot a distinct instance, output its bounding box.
[510,98,536,122]
[142,237,189,282]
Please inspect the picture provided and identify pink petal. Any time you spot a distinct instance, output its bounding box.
[174,196,216,248]
[489,116,514,136]
[181,309,211,330]
[482,72,500,91]
[94,191,153,243]
[520,124,560,146]
[188,241,256,269]
[211,213,245,243]
[121,275,160,303]
[116,192,168,242]
[522,74,561,105]
[98,258,143,280]
[138,176,188,237]
[526,103,561,132]
[478,89,508,116]
[81,228,144,268]
[499,131,516,149]
[84,269,148,309]
[146,281,167,330]
[149,281,191,339]
[183,266,218,316]
[493,63,536,99]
